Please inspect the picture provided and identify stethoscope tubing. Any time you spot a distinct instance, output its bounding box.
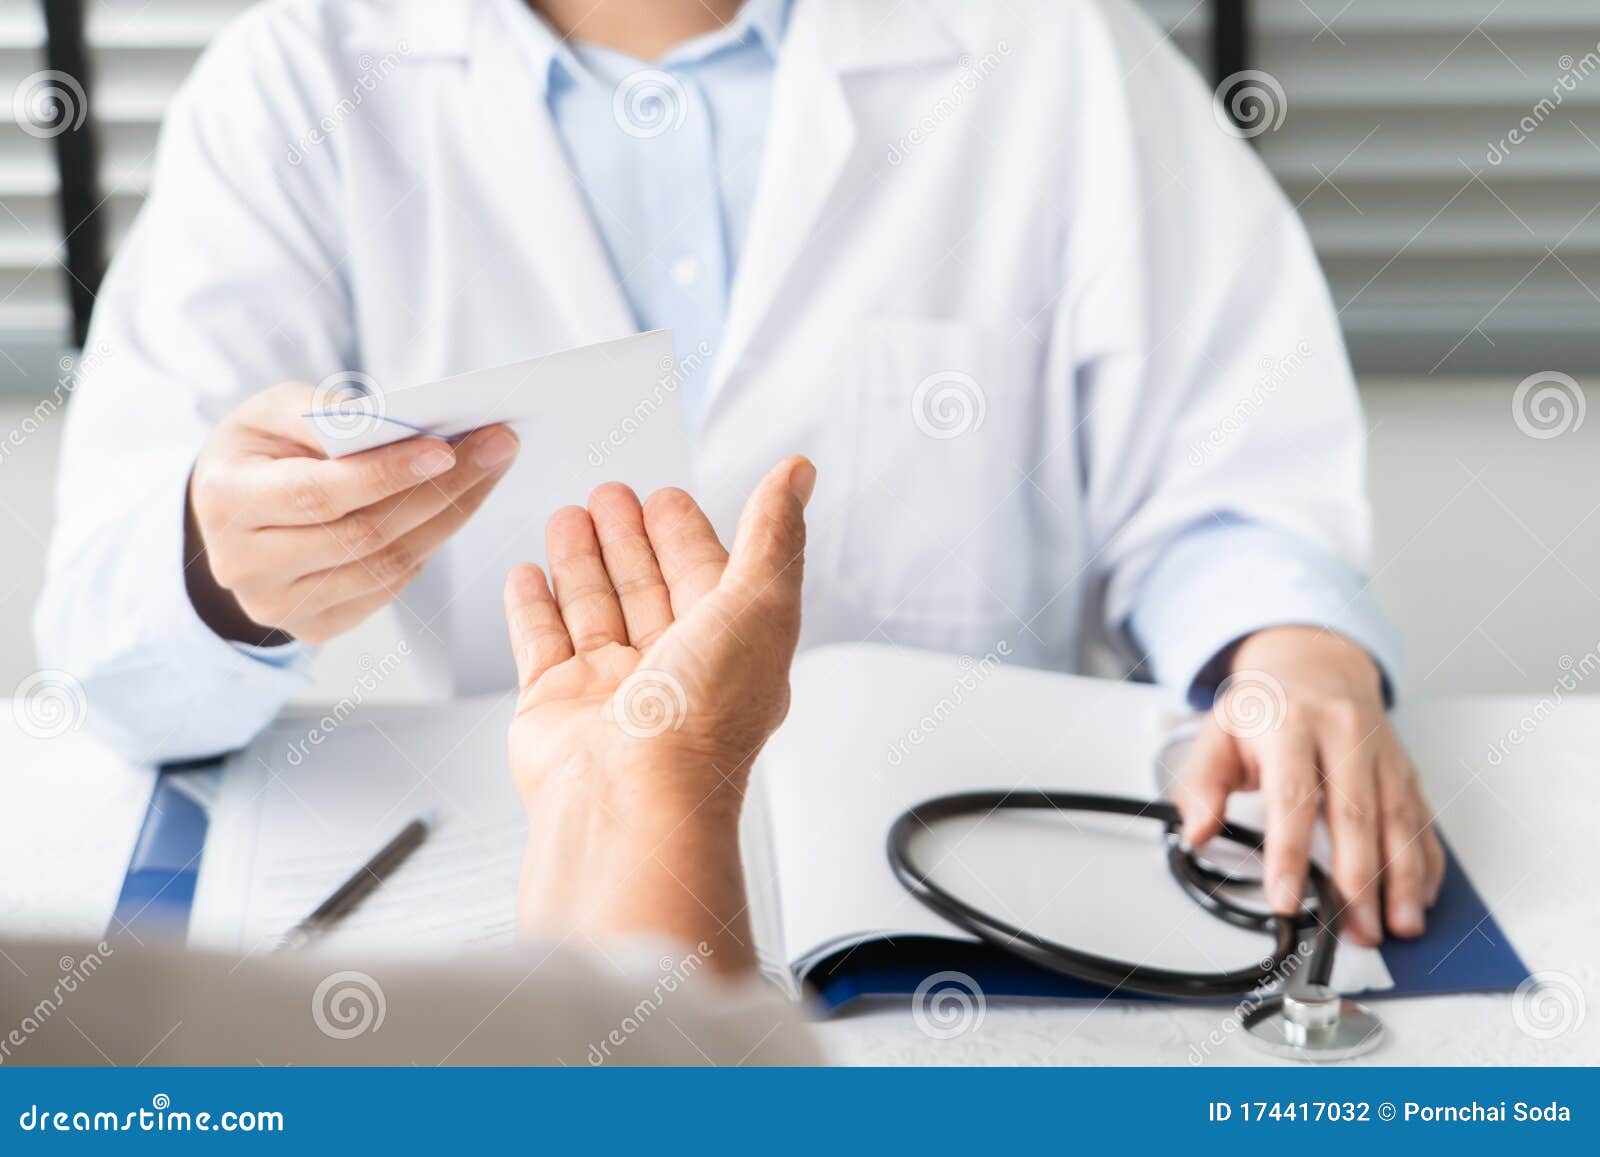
[886,791,1340,999]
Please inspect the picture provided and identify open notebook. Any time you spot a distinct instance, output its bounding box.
[189,644,1414,1000]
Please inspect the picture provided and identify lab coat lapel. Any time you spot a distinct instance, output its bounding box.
[706,0,962,413]
[465,6,636,346]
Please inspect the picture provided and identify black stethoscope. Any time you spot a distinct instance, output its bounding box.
[887,787,1385,1060]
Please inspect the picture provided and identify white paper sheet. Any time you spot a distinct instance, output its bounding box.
[189,696,523,957]
[0,713,155,941]
[758,644,1393,995]
[301,330,677,458]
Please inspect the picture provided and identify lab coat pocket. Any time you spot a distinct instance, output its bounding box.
[842,317,1043,641]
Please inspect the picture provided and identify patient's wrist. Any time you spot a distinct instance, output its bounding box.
[515,761,753,972]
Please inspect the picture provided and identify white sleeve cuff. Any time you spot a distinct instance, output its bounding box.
[1125,518,1404,709]
[40,453,311,764]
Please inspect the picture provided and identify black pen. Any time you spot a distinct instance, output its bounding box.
[275,814,433,952]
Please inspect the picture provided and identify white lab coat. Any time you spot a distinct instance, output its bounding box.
[37,0,1372,762]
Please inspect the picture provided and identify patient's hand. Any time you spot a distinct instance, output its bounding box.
[502,457,815,971]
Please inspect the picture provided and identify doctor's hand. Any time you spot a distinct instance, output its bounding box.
[1175,627,1445,947]
[185,382,519,646]
[502,456,815,972]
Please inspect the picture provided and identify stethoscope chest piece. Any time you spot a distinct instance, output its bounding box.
[1243,984,1384,1062]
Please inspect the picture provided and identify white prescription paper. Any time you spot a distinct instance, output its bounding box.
[302,330,677,458]
[188,697,523,958]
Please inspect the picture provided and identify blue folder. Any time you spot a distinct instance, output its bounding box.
[113,768,1528,1013]
[808,838,1528,1011]
[107,762,220,943]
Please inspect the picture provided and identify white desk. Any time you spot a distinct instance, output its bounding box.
[4,694,1597,1065]
[814,696,1600,1064]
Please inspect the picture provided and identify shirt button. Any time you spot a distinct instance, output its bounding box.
[670,255,701,288]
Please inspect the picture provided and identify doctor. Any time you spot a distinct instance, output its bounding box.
[37,0,1443,943]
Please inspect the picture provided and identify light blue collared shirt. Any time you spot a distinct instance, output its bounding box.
[495,0,1406,708]
[495,0,790,428]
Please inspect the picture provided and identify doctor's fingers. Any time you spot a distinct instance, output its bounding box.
[1173,718,1246,848]
[267,473,504,615]
[225,433,465,529]
[641,486,730,617]
[1252,726,1322,916]
[504,564,574,691]
[546,506,629,652]
[587,483,675,649]
[1318,720,1386,946]
[229,428,519,580]
[1376,747,1444,939]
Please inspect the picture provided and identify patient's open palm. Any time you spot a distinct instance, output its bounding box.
[503,456,814,817]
